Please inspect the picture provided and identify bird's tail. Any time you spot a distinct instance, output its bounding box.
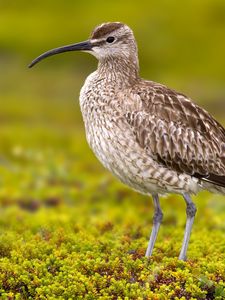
[202,180,225,195]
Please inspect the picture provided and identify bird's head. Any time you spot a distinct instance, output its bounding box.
[28,22,138,68]
[89,22,137,60]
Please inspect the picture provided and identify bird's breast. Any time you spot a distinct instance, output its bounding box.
[79,73,128,172]
[79,72,149,189]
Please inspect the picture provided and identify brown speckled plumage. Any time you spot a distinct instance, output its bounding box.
[124,81,225,189]
[29,22,225,260]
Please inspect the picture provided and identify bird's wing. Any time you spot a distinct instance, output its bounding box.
[123,81,225,187]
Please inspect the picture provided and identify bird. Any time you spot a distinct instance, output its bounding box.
[29,22,225,261]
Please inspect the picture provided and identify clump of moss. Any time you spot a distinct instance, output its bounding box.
[0,189,224,300]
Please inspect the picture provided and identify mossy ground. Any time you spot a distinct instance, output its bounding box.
[0,110,225,299]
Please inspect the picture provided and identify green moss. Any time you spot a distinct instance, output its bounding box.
[0,192,224,299]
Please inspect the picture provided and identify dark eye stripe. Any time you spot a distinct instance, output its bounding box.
[91,40,105,47]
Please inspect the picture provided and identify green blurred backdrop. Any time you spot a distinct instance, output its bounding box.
[0,0,225,202]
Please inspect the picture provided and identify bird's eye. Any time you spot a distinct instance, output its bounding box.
[106,36,115,43]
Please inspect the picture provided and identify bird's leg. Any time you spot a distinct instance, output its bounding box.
[145,194,163,257]
[179,193,197,261]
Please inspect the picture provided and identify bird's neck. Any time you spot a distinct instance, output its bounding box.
[97,55,139,86]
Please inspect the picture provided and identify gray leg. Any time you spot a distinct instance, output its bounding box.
[179,193,197,261]
[145,194,163,257]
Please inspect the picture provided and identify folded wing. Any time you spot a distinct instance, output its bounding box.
[124,81,225,188]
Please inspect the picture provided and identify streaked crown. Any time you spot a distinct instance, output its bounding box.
[91,22,124,39]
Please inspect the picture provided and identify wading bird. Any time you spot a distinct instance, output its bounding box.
[29,22,225,260]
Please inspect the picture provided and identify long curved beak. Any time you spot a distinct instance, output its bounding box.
[28,40,92,68]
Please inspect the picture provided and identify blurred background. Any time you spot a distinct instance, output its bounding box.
[0,0,225,207]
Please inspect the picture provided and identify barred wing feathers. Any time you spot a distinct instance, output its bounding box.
[124,81,225,188]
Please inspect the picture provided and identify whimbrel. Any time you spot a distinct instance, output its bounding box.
[29,22,225,260]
